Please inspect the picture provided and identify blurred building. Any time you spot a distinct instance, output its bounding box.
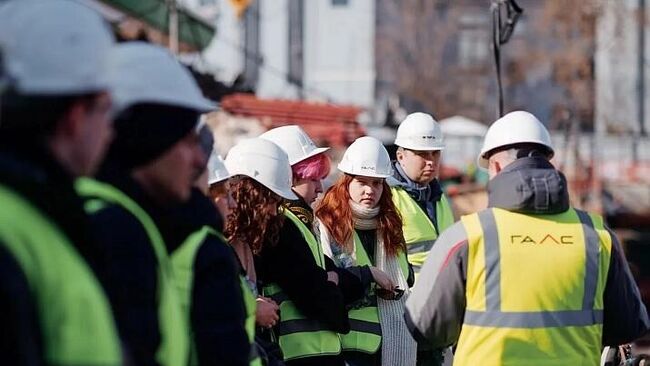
[199,0,376,108]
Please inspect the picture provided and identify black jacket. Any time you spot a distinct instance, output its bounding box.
[86,163,163,366]
[255,200,358,334]
[160,188,251,366]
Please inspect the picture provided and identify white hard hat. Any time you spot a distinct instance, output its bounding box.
[109,42,215,114]
[259,125,330,165]
[394,112,445,151]
[0,0,114,95]
[338,136,393,178]
[478,111,554,169]
[225,138,297,200]
[208,152,230,185]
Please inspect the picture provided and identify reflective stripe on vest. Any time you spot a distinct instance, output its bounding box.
[75,178,189,366]
[0,184,123,366]
[456,208,611,366]
[390,187,454,272]
[340,232,410,353]
[262,209,341,361]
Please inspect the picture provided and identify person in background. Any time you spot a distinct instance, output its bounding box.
[257,125,362,366]
[0,1,122,365]
[405,111,650,366]
[77,42,215,366]
[388,112,455,365]
[316,136,417,366]
[166,123,256,366]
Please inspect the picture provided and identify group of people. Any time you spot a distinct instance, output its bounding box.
[1,1,649,366]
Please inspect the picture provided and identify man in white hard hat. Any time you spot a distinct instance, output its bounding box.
[390,112,454,366]
[405,111,650,366]
[390,112,455,276]
[0,1,123,365]
[76,42,216,366]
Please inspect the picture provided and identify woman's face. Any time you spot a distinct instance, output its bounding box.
[348,175,384,208]
[212,180,236,219]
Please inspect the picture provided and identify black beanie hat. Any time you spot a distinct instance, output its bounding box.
[109,103,200,170]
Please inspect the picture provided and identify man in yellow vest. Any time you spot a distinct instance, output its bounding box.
[390,112,455,276]
[405,111,650,366]
[0,1,123,365]
[390,112,455,365]
[78,43,216,366]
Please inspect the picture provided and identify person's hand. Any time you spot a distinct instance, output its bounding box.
[255,297,279,328]
[327,271,339,285]
[369,266,395,290]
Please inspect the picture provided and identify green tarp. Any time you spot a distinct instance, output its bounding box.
[101,0,215,50]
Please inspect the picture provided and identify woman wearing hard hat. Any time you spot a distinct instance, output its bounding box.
[316,136,417,366]
[224,137,307,364]
[256,125,363,366]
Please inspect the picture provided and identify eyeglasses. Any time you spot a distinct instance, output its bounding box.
[376,288,405,301]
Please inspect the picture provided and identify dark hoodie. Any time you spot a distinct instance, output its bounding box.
[404,157,650,348]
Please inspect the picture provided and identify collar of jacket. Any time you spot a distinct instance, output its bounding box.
[487,156,570,215]
[0,139,98,264]
[282,195,314,227]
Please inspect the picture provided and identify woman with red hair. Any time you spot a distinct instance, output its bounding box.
[316,137,417,366]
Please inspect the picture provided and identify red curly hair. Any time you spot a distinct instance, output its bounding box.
[225,177,284,254]
[315,174,405,257]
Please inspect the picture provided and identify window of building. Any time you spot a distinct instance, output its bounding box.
[458,13,489,68]
[331,0,349,7]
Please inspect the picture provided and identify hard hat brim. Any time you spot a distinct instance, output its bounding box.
[395,142,446,152]
[291,147,330,165]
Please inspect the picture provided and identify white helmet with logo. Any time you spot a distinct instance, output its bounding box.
[109,42,215,114]
[478,111,554,169]
[225,138,297,200]
[338,136,393,178]
[0,0,114,95]
[207,152,231,185]
[394,112,445,151]
[259,125,329,166]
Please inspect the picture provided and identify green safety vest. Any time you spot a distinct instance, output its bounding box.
[263,209,342,361]
[170,227,261,366]
[0,184,122,366]
[75,177,189,366]
[456,208,611,366]
[390,187,454,273]
[341,232,410,354]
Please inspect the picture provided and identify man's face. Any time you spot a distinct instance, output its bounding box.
[396,148,441,185]
[292,177,323,204]
[135,131,205,205]
[75,92,113,176]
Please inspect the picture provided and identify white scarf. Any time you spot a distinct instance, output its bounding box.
[319,201,417,366]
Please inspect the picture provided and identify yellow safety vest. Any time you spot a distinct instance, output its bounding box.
[263,209,342,361]
[341,232,410,354]
[457,207,611,366]
[171,227,261,366]
[76,178,189,366]
[0,184,123,366]
[390,187,454,273]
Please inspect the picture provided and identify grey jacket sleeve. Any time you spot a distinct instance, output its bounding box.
[602,228,650,346]
[404,221,468,348]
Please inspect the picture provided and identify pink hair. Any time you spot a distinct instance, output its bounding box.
[292,153,331,180]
